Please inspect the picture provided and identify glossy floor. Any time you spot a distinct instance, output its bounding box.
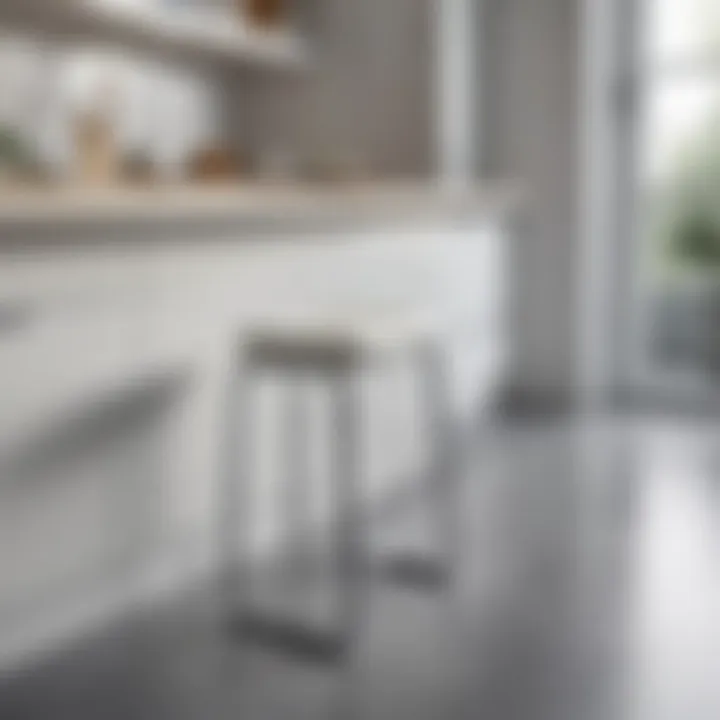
[1,416,718,719]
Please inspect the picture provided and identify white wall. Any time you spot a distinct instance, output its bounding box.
[435,0,477,183]
[579,0,625,407]
[484,0,582,400]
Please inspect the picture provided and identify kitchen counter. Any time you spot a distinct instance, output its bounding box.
[0,179,514,462]
[0,182,520,243]
[0,180,513,660]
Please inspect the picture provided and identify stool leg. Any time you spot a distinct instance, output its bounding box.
[219,353,254,618]
[330,369,367,650]
[424,343,461,582]
[382,343,458,591]
[283,377,311,575]
[226,365,360,666]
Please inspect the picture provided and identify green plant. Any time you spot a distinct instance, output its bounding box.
[671,203,720,267]
[0,123,30,167]
[0,123,44,181]
[660,115,720,274]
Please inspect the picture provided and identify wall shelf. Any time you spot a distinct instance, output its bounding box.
[0,0,310,72]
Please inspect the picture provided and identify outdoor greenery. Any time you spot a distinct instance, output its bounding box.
[657,0,720,276]
[660,113,720,276]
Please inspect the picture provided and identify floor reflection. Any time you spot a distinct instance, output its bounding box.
[627,427,720,720]
[0,416,718,720]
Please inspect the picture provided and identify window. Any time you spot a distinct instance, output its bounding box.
[628,0,720,383]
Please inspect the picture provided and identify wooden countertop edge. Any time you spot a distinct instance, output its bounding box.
[0,183,522,234]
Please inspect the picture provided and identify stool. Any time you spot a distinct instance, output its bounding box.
[219,310,460,665]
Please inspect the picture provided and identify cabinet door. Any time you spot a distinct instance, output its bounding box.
[0,252,170,650]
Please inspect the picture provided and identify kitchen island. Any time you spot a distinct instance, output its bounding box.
[0,183,517,666]
[0,182,518,238]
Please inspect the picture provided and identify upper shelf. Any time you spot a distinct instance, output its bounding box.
[0,0,310,72]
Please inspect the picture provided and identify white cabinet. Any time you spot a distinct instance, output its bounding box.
[0,217,507,664]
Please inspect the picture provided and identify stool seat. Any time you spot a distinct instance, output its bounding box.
[244,308,440,369]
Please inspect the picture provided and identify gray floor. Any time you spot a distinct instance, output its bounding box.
[1,416,719,720]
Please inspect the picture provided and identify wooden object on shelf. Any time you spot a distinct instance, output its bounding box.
[72,79,120,187]
[74,109,118,187]
[186,148,243,182]
[243,0,287,28]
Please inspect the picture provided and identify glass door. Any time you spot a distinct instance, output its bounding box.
[625,0,720,396]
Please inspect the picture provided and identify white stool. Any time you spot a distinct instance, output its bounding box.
[220,309,461,664]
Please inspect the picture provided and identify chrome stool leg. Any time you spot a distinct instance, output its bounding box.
[281,376,312,577]
[330,369,368,651]
[224,353,367,667]
[381,341,459,592]
[219,345,253,619]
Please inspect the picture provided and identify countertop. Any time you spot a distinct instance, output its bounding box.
[0,182,520,235]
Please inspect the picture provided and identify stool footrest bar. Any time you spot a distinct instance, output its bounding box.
[380,553,451,592]
[228,612,349,666]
